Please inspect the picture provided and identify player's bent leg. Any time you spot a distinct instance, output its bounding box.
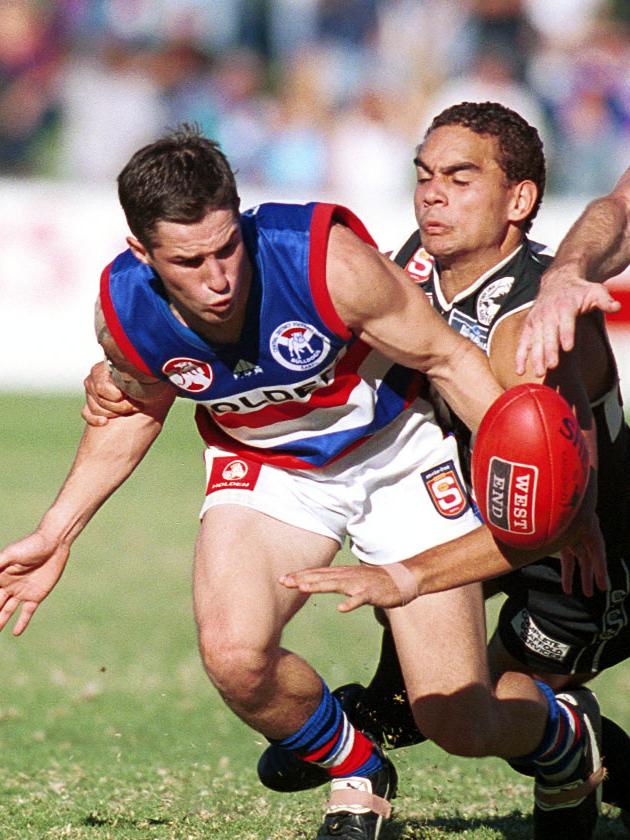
[194,504,397,839]
[387,583,550,759]
[489,628,630,826]
[193,503,338,736]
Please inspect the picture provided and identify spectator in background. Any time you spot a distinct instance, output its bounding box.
[55,37,166,181]
[210,48,273,186]
[327,86,411,207]
[260,47,330,192]
[1,0,627,199]
[454,0,538,81]
[0,0,63,175]
[529,18,629,195]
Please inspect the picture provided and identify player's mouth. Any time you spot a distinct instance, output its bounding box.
[206,296,233,312]
[421,220,449,235]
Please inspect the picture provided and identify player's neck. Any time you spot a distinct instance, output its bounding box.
[438,238,524,302]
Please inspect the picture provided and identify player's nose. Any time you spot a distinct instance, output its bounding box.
[202,258,230,294]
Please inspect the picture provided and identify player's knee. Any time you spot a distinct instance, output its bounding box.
[198,632,274,708]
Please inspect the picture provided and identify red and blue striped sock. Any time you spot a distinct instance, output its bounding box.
[272,681,383,778]
[519,680,583,782]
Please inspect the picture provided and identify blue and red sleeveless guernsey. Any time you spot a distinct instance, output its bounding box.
[100,202,424,469]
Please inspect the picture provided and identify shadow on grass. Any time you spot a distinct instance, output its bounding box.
[383,810,627,838]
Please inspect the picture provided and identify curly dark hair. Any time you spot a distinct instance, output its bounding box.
[424,101,546,232]
[117,123,240,250]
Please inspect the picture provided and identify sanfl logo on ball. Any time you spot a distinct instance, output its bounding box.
[269,321,331,371]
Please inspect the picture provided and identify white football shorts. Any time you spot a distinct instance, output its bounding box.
[199,403,482,565]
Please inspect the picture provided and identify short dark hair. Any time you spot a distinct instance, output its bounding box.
[424,101,546,232]
[117,124,240,249]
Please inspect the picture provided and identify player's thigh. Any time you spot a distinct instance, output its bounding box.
[387,582,490,702]
[194,503,339,647]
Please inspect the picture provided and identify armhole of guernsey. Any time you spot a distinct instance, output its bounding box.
[99,261,155,377]
[308,203,377,341]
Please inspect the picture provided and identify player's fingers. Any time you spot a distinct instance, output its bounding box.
[515,324,533,375]
[337,593,367,613]
[588,529,608,593]
[81,405,109,426]
[0,596,18,632]
[12,601,38,636]
[594,285,621,314]
[526,320,549,378]
[579,558,594,599]
[541,321,561,375]
[279,570,344,594]
[559,551,575,595]
[557,308,577,354]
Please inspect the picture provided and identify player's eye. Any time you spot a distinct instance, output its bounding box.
[176,256,204,268]
[216,240,237,259]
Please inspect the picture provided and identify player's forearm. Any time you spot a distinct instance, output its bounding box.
[400,525,536,596]
[38,410,166,546]
[428,337,503,433]
[550,194,630,283]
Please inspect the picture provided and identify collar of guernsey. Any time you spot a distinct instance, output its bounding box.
[99,202,425,469]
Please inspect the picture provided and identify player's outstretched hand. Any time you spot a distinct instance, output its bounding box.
[516,268,620,378]
[0,532,70,635]
[280,564,405,612]
[82,361,139,426]
[559,514,607,598]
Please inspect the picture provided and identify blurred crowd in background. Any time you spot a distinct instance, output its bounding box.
[0,0,628,201]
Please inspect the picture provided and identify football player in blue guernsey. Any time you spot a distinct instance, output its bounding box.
[0,124,604,840]
[279,103,630,837]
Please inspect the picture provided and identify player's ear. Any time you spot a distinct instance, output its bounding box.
[508,180,538,225]
[127,235,151,266]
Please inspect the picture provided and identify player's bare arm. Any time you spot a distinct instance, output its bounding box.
[326,224,502,432]
[0,308,176,635]
[516,167,630,376]
[0,400,173,635]
[83,298,176,426]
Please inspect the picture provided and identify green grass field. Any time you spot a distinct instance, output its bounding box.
[1,394,629,839]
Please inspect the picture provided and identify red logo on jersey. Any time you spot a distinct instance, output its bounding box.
[404,247,435,284]
[162,357,213,392]
[206,456,262,494]
[421,460,469,518]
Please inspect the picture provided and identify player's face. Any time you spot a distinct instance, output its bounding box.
[129,207,251,338]
[413,126,523,265]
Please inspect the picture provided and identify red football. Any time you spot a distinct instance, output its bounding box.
[471,383,589,549]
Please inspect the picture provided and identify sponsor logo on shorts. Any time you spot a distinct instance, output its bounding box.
[162,357,213,392]
[448,310,489,350]
[206,456,262,494]
[511,608,570,662]
[270,321,331,371]
[476,276,515,326]
[487,457,537,536]
[421,460,469,518]
[404,247,435,284]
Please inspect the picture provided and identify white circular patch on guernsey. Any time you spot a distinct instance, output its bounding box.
[162,357,213,392]
[476,276,515,326]
[269,321,331,371]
